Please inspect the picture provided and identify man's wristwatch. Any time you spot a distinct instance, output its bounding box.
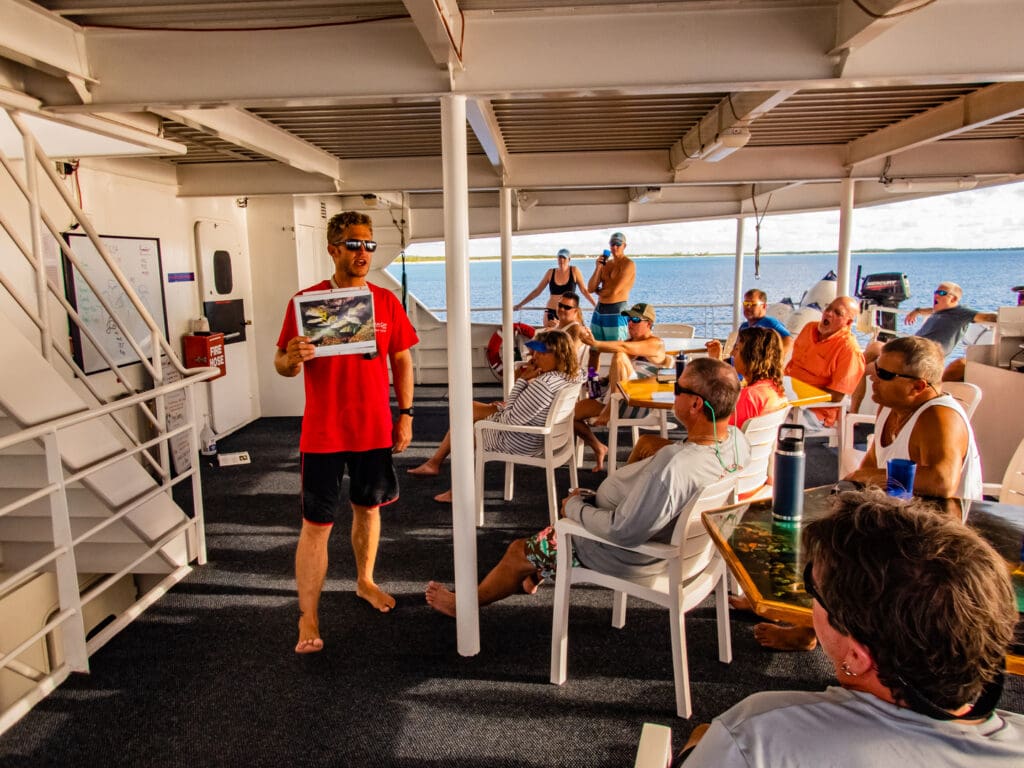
[398,407,414,417]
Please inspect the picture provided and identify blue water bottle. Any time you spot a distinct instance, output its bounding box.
[773,424,805,521]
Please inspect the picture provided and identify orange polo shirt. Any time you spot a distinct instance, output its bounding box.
[785,324,864,427]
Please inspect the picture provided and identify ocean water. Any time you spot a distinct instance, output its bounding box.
[390,249,1022,337]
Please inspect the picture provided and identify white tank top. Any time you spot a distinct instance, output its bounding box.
[874,394,983,504]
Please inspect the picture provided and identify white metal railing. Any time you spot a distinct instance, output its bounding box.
[426,302,735,338]
[0,105,218,736]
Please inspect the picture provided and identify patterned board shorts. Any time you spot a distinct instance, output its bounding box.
[523,525,581,580]
[590,302,628,342]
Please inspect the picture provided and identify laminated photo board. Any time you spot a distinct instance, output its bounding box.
[293,286,376,357]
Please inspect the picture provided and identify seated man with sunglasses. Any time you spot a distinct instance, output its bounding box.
[852,282,996,411]
[680,488,1023,768]
[749,335,982,653]
[573,302,671,472]
[425,358,749,617]
[276,211,418,651]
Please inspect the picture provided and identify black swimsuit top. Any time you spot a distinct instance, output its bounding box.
[548,267,578,296]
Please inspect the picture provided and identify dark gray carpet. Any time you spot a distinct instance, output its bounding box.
[1,384,1020,767]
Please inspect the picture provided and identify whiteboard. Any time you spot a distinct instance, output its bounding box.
[63,233,168,375]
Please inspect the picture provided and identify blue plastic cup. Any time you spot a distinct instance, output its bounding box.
[886,458,916,499]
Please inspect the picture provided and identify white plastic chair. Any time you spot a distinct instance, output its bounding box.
[605,390,674,475]
[737,406,791,499]
[475,384,581,527]
[655,323,695,339]
[550,475,738,718]
[982,436,1024,505]
[839,385,983,478]
[634,723,673,768]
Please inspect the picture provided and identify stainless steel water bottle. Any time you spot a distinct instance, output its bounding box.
[772,424,805,521]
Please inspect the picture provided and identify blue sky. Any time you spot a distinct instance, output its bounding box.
[406,180,1024,256]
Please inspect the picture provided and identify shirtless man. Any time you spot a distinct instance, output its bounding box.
[851,282,996,410]
[586,231,637,370]
[574,302,670,472]
[749,335,981,652]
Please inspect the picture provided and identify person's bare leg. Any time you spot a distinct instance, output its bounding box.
[425,538,539,617]
[752,623,817,651]
[574,399,607,472]
[409,401,497,476]
[295,520,332,653]
[351,503,395,612]
[592,351,632,427]
[627,434,672,464]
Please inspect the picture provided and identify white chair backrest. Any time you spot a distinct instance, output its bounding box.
[940,381,982,421]
[737,405,790,495]
[999,437,1024,506]
[656,323,695,339]
[546,384,583,452]
[669,475,738,578]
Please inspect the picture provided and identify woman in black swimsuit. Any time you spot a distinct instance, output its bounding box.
[514,248,596,322]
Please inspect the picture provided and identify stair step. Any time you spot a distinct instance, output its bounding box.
[0,322,88,425]
[0,487,114,517]
[0,417,42,455]
[0,541,182,574]
[0,515,141,544]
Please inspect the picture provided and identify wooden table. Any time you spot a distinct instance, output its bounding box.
[702,485,1024,675]
[616,376,832,411]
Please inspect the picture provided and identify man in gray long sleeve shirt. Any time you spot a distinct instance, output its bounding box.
[424,358,750,617]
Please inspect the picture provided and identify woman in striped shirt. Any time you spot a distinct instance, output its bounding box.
[408,329,583,503]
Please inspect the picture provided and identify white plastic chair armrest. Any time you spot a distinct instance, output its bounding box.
[475,421,549,436]
[634,723,673,768]
[982,481,1002,498]
[554,517,675,559]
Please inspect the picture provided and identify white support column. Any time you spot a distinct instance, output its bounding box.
[836,178,855,296]
[500,187,514,398]
[732,217,746,331]
[440,94,480,656]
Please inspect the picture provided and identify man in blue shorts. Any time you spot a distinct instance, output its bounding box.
[586,231,636,369]
[276,211,418,653]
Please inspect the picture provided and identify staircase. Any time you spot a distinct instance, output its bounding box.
[0,106,216,734]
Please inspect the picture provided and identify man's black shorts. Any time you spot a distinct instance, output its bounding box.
[300,448,399,524]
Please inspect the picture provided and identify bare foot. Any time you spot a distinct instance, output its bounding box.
[728,594,753,612]
[752,623,817,651]
[356,581,396,612]
[521,572,544,595]
[408,461,441,477]
[295,614,323,654]
[425,580,457,617]
[434,489,452,503]
[591,443,608,473]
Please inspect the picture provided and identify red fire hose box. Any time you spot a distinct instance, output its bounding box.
[183,333,226,379]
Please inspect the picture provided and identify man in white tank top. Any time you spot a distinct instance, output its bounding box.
[847,336,982,500]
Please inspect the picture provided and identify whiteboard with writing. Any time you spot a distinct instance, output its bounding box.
[63,233,168,375]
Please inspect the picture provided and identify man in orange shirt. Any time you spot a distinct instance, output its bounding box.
[785,296,864,427]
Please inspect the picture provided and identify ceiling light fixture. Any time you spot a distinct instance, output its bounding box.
[699,128,750,162]
[882,176,978,193]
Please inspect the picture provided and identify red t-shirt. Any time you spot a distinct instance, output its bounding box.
[729,378,787,429]
[277,281,418,453]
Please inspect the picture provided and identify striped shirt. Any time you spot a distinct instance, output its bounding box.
[481,371,580,456]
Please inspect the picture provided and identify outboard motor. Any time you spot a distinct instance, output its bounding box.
[855,268,911,341]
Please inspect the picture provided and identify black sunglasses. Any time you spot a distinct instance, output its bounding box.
[802,561,833,615]
[557,303,577,311]
[875,365,920,382]
[674,384,706,399]
[334,239,378,252]
[933,289,950,296]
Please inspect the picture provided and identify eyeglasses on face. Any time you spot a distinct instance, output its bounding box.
[673,384,706,399]
[627,316,646,324]
[802,561,833,615]
[875,365,920,382]
[742,301,764,308]
[933,289,950,296]
[609,241,624,247]
[334,239,378,252]
[557,303,577,311]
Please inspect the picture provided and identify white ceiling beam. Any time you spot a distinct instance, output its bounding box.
[159,106,343,181]
[402,0,464,72]
[669,90,796,176]
[846,82,1024,167]
[465,97,508,177]
[830,0,928,57]
[0,0,91,83]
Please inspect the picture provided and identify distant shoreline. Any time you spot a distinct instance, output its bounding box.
[400,246,1023,263]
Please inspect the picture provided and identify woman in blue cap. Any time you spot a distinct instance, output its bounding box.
[515,248,596,324]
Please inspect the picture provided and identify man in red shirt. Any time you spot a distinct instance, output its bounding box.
[785,296,864,427]
[276,212,418,653]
